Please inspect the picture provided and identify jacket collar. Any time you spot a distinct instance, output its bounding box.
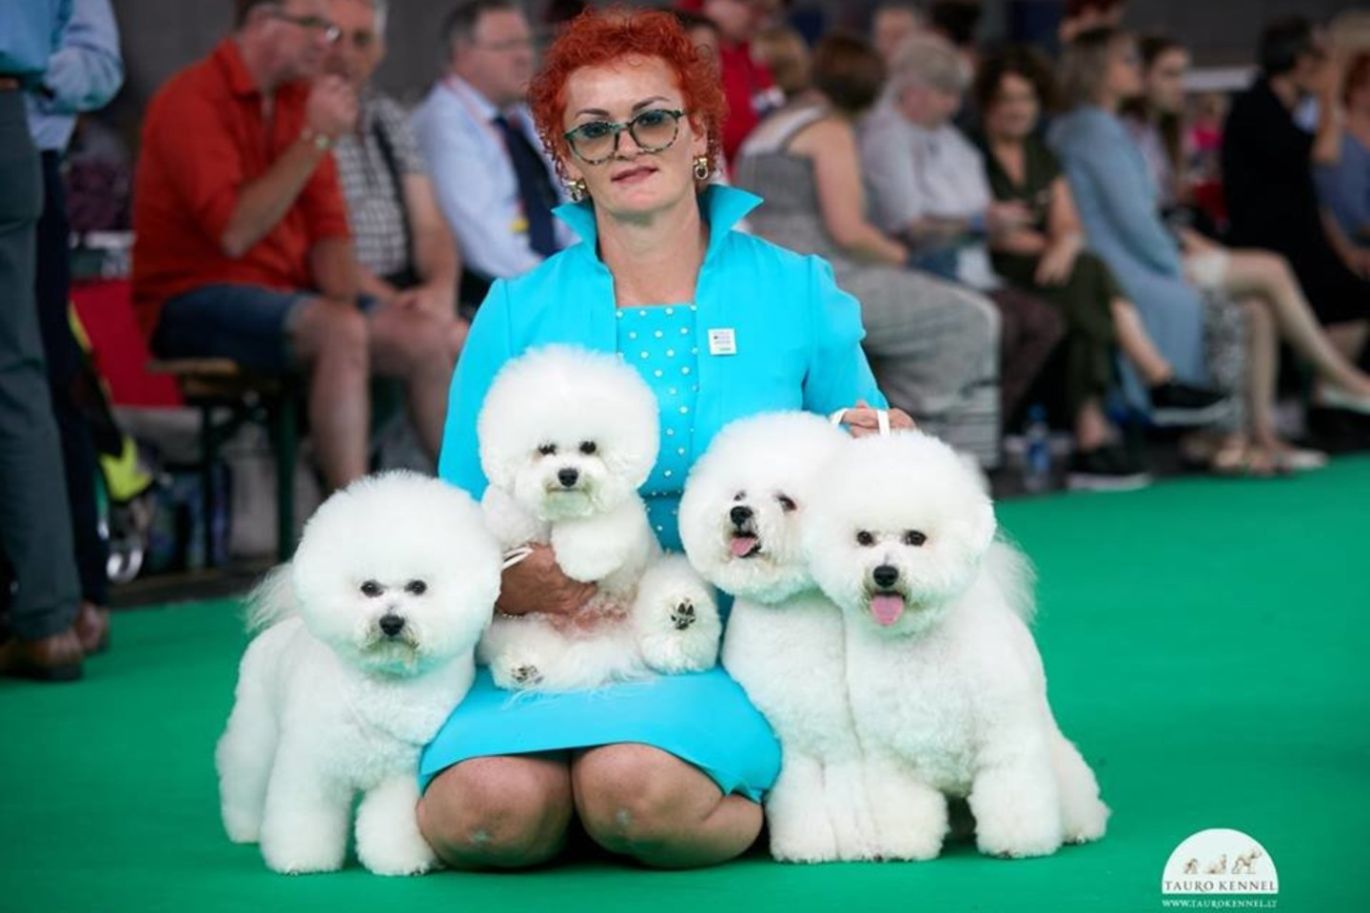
[553,184,762,265]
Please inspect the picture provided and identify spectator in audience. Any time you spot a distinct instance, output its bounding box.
[1058,0,1126,44]
[701,0,781,163]
[1129,34,1370,418]
[1052,27,1325,474]
[928,0,982,70]
[0,1,87,680]
[1223,16,1370,367]
[752,26,811,104]
[324,0,467,365]
[736,33,1004,466]
[1318,50,1370,244]
[871,1,923,67]
[413,0,572,288]
[133,0,460,490]
[673,9,722,71]
[977,46,1227,487]
[23,0,122,660]
[861,32,1063,426]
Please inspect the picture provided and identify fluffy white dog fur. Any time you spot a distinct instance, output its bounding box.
[215,472,501,875]
[679,411,875,862]
[804,431,1110,860]
[476,345,720,691]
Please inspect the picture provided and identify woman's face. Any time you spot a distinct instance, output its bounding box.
[1145,47,1189,115]
[560,55,709,220]
[1105,38,1144,102]
[984,71,1039,141]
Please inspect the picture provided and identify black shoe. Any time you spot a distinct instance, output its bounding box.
[1067,445,1152,491]
[1148,381,1230,427]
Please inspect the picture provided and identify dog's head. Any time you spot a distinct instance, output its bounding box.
[804,431,996,638]
[478,346,659,521]
[680,412,847,603]
[288,472,501,677]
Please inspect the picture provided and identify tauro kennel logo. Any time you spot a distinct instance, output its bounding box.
[1162,829,1278,908]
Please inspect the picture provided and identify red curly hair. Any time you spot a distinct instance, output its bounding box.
[529,7,727,184]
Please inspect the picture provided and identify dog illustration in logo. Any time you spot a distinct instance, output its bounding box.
[1206,853,1229,874]
[1183,858,1199,874]
[1231,847,1263,874]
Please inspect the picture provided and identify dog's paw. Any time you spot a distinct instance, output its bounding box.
[1061,797,1110,845]
[670,599,697,630]
[500,662,543,689]
[261,842,346,875]
[358,841,439,877]
[975,810,1063,859]
[223,813,261,845]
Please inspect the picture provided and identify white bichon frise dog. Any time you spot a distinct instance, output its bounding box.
[476,345,720,691]
[215,472,501,875]
[804,431,1110,860]
[680,411,875,863]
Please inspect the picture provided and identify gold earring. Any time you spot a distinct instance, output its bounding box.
[693,155,710,181]
[567,178,588,202]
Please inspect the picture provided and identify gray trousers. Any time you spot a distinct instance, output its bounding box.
[0,90,79,639]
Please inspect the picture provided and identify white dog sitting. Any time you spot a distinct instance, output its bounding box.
[805,431,1110,860]
[680,411,876,863]
[215,472,501,875]
[476,345,720,691]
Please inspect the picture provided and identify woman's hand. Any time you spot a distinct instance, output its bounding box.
[839,401,916,438]
[1035,234,1081,286]
[495,543,598,617]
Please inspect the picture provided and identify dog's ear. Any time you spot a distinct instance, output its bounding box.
[952,497,997,560]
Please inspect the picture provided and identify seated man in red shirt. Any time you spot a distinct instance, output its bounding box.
[132,0,460,488]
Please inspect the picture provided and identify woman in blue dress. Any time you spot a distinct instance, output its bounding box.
[417,9,912,869]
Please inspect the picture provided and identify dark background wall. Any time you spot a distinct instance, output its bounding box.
[106,0,1358,142]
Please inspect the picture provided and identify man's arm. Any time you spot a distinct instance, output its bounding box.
[36,0,121,113]
[221,75,356,258]
[222,139,333,258]
[404,173,459,296]
[310,236,360,303]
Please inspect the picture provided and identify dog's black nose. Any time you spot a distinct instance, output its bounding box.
[872,565,900,588]
[378,614,405,637]
[558,467,579,488]
[730,505,753,526]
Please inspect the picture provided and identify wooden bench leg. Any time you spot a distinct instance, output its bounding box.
[199,402,217,569]
[272,387,299,562]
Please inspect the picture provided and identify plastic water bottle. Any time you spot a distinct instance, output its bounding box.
[1023,404,1052,493]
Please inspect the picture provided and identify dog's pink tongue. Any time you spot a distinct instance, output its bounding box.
[870,594,906,626]
[730,536,759,558]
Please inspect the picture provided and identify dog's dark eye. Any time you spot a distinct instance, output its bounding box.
[579,441,597,455]
[537,442,557,456]
[856,531,876,547]
[733,491,746,502]
[405,580,427,595]
[360,580,384,597]
[903,530,927,547]
[776,494,797,512]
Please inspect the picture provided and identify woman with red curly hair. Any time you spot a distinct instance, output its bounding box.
[418,7,911,869]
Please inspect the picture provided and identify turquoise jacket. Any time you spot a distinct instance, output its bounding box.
[437,185,886,497]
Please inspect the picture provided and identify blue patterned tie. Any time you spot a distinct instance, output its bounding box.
[492,113,559,258]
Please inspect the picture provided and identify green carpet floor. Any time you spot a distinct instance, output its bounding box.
[3,459,1367,912]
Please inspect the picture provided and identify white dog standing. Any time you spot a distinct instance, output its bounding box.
[476,345,720,691]
[215,472,501,875]
[680,411,875,862]
[805,431,1110,860]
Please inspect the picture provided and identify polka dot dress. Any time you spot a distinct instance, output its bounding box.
[616,304,699,550]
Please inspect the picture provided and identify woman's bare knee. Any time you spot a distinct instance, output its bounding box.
[572,744,760,865]
[417,756,572,869]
